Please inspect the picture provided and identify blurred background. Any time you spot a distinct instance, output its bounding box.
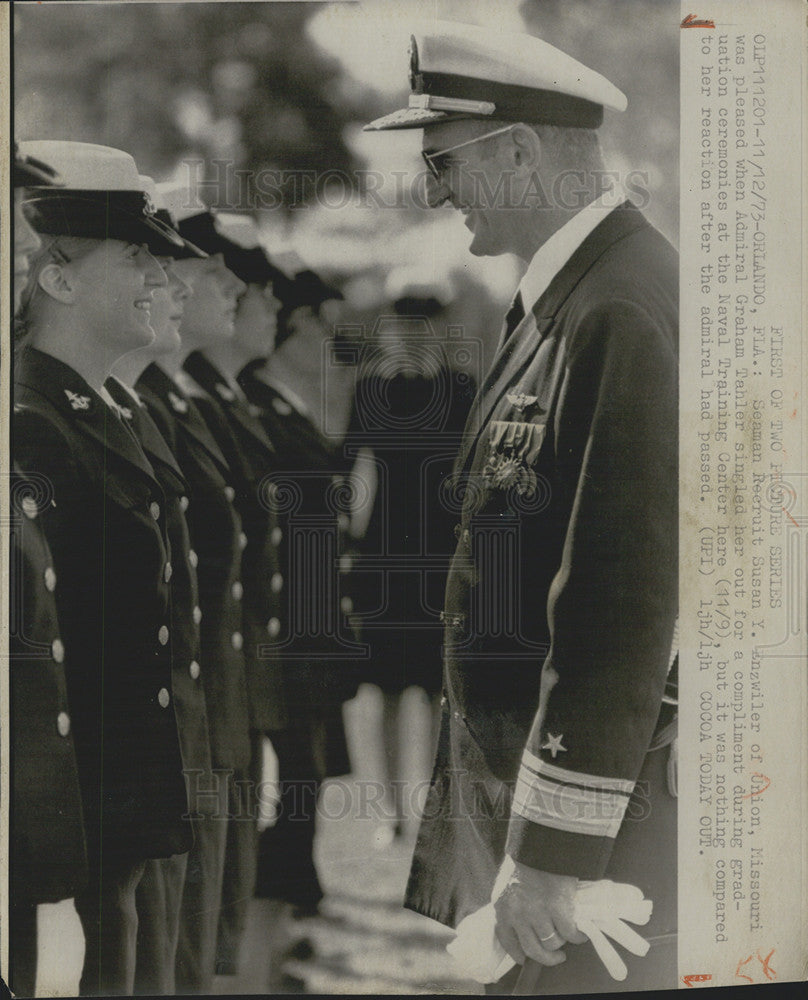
[14,0,678,375]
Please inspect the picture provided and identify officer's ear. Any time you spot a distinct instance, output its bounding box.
[509,124,542,172]
[36,259,77,305]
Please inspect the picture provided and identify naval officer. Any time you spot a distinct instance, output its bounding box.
[365,21,678,993]
[14,140,192,995]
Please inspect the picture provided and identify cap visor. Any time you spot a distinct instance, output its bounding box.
[363,107,466,131]
[142,215,187,254]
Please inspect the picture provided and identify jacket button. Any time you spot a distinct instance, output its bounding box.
[340,595,353,614]
[271,527,282,546]
[158,687,170,708]
[232,581,243,600]
[192,606,202,625]
[150,501,161,520]
[22,497,38,519]
[339,553,353,573]
[337,513,350,532]
[224,486,235,502]
[158,625,169,645]
[231,631,243,651]
[164,561,173,583]
[188,549,198,569]
[189,660,201,680]
[57,711,71,737]
[463,529,470,545]
[454,523,462,540]
[266,617,280,637]
[270,572,283,593]
[180,496,189,512]
[238,532,248,550]
[51,638,65,663]
[44,566,57,592]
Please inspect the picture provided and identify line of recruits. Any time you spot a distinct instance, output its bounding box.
[10,139,363,996]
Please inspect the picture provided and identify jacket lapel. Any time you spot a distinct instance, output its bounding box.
[455,203,650,478]
[15,348,161,488]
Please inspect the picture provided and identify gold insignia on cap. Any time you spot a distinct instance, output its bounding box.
[65,389,91,411]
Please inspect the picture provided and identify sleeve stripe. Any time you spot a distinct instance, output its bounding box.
[521,749,635,794]
[512,772,625,838]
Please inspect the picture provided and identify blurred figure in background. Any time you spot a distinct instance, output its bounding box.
[9,142,88,999]
[347,268,477,845]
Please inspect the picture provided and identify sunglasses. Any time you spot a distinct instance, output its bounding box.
[421,124,517,181]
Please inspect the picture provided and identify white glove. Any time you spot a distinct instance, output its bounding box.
[447,867,653,984]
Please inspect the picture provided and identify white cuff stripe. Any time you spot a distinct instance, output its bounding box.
[521,749,635,794]
[512,770,626,838]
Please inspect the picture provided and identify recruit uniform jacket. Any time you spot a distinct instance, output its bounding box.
[9,464,87,903]
[106,377,213,790]
[406,203,678,929]
[135,363,251,774]
[238,364,361,715]
[183,352,287,734]
[13,349,192,863]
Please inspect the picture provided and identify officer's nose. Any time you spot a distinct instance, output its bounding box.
[425,172,452,209]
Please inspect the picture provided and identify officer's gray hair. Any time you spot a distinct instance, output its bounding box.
[468,118,604,174]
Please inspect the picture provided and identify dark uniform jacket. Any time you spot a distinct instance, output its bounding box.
[136,362,251,774]
[183,352,287,734]
[406,204,678,928]
[13,348,192,863]
[106,377,213,791]
[9,465,87,903]
[237,364,361,713]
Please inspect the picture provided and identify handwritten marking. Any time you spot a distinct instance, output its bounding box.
[742,773,771,799]
[681,13,716,28]
[682,974,713,987]
[757,948,776,980]
[735,955,754,983]
[783,507,800,528]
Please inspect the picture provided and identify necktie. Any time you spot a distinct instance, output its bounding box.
[501,292,525,347]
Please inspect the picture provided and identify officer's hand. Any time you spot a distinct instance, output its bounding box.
[493,861,588,966]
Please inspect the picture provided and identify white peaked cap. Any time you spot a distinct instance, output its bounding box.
[385,265,455,306]
[365,19,626,131]
[18,140,145,190]
[214,213,261,248]
[156,180,208,224]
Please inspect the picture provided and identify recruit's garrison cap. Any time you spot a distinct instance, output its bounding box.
[18,141,185,255]
[364,20,626,132]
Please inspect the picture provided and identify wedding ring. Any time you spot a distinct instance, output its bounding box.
[539,932,557,942]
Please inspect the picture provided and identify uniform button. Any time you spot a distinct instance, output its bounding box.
[44,566,57,592]
[192,606,202,625]
[22,497,38,519]
[57,711,71,737]
[238,531,248,550]
[339,553,353,573]
[463,529,470,545]
[231,631,243,651]
[337,513,350,532]
[164,561,173,583]
[340,595,353,614]
[454,523,462,540]
[158,625,169,645]
[158,687,170,708]
[180,496,189,512]
[271,526,282,546]
[266,617,280,637]
[224,486,235,502]
[270,572,283,593]
[188,549,198,569]
[51,638,65,663]
[232,581,243,601]
[150,501,161,520]
[189,660,201,680]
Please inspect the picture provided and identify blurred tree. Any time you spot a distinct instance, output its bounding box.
[13,2,383,212]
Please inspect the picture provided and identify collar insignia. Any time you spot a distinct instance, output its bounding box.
[541,733,568,758]
[168,391,189,414]
[506,389,538,412]
[112,402,133,421]
[65,389,91,411]
[215,383,236,402]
